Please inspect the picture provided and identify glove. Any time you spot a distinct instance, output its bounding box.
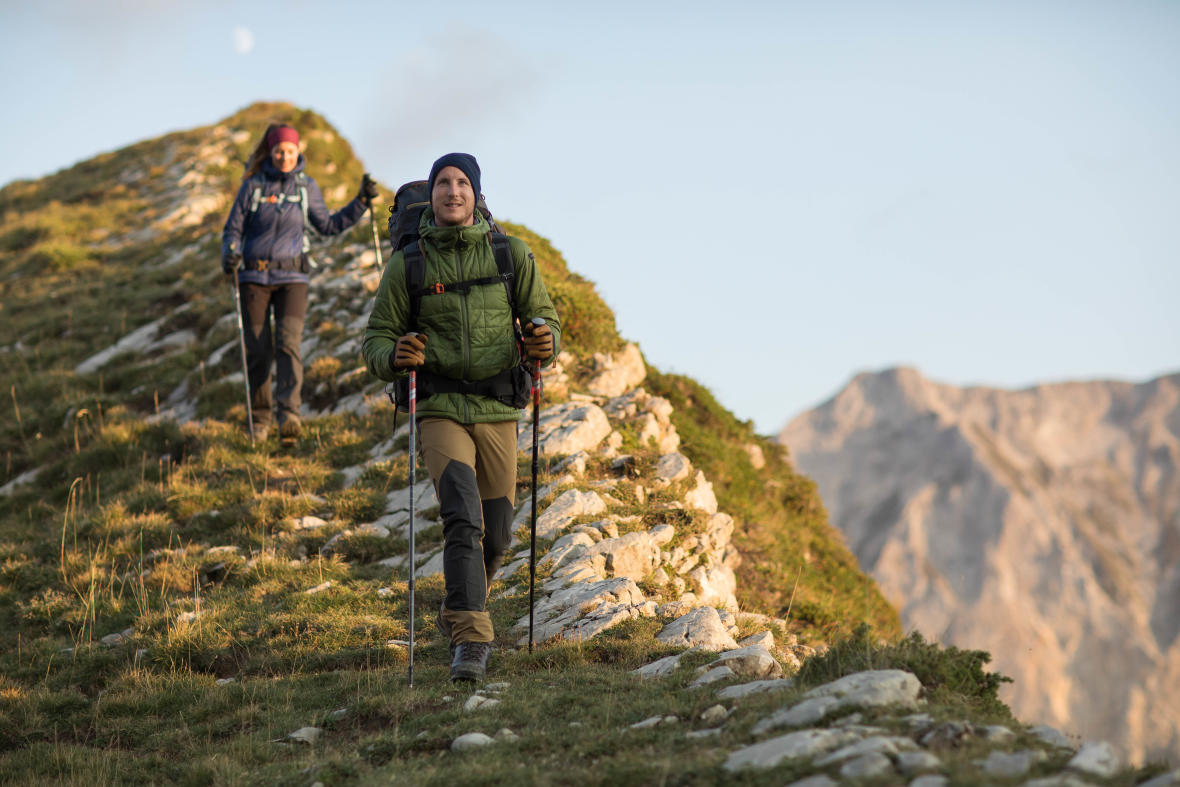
[522,320,553,361]
[358,173,379,206]
[392,332,427,369]
[222,251,242,275]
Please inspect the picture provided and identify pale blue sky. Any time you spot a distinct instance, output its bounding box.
[2,0,1177,433]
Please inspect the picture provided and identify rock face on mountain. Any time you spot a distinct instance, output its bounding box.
[779,367,1180,763]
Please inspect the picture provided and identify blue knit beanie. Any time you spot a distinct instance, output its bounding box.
[428,152,481,198]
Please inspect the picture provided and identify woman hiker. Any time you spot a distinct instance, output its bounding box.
[221,122,378,440]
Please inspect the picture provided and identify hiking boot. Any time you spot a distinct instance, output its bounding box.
[450,641,492,683]
[278,413,302,440]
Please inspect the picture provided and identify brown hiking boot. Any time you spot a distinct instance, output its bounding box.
[450,641,492,683]
[278,413,302,439]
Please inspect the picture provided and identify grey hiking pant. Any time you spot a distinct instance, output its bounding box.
[240,282,307,423]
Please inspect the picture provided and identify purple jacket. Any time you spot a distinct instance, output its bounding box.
[221,156,367,285]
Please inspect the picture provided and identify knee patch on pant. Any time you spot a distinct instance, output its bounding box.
[438,460,486,612]
[481,496,513,580]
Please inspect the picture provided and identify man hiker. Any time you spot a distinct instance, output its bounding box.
[362,153,560,682]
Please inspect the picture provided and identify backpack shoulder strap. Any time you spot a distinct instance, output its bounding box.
[403,240,427,330]
[488,232,517,317]
[247,174,265,214]
[296,173,312,253]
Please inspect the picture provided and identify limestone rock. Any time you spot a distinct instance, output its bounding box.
[710,645,782,680]
[632,651,691,679]
[451,732,494,751]
[716,679,793,701]
[839,752,894,781]
[896,750,942,775]
[585,343,646,397]
[1068,741,1121,778]
[723,728,858,771]
[683,471,718,514]
[977,749,1045,778]
[814,735,918,767]
[656,607,739,651]
[689,665,735,688]
[519,401,612,457]
[655,452,693,484]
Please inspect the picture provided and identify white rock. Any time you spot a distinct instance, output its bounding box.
[839,752,894,781]
[815,735,918,767]
[684,471,718,514]
[415,550,446,578]
[686,728,722,740]
[494,728,519,742]
[291,516,330,531]
[385,480,437,514]
[978,750,1045,778]
[285,726,322,745]
[785,777,838,787]
[689,665,736,688]
[215,677,236,686]
[1138,771,1180,787]
[738,631,775,651]
[804,669,922,709]
[633,652,690,680]
[751,696,841,735]
[909,776,949,787]
[700,704,728,725]
[519,402,613,457]
[895,751,941,776]
[710,645,782,680]
[1029,724,1074,749]
[723,728,858,771]
[1068,741,1120,778]
[463,695,501,712]
[629,715,665,730]
[585,344,646,397]
[655,452,693,483]
[451,732,494,751]
[305,581,333,594]
[656,607,739,651]
[716,679,793,700]
[532,489,607,540]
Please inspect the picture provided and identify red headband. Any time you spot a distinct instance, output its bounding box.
[266,126,300,149]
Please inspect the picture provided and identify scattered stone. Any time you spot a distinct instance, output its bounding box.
[656,607,739,651]
[482,682,510,692]
[686,728,722,740]
[176,611,202,624]
[699,704,728,726]
[283,727,322,745]
[101,628,134,646]
[814,735,918,767]
[979,724,1016,743]
[785,777,838,787]
[751,696,841,735]
[215,677,236,686]
[655,453,693,484]
[920,720,974,749]
[464,695,501,713]
[305,581,333,594]
[909,776,949,787]
[709,645,782,680]
[896,750,941,775]
[723,728,858,771]
[978,749,1045,778]
[328,708,349,721]
[1023,777,1097,787]
[585,344,646,397]
[839,751,894,781]
[716,679,793,700]
[290,515,330,531]
[689,666,736,688]
[633,652,690,679]
[629,715,678,730]
[1068,741,1120,778]
[377,587,394,598]
[1029,724,1074,749]
[494,728,519,742]
[738,630,774,650]
[683,471,718,514]
[1138,771,1180,787]
[451,732,494,751]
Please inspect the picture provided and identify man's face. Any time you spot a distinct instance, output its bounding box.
[431,166,476,226]
[271,142,299,173]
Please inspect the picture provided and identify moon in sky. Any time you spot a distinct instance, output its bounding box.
[233,26,255,55]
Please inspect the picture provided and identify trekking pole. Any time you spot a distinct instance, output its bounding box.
[229,264,255,447]
[366,189,384,269]
[527,317,546,653]
[406,337,418,686]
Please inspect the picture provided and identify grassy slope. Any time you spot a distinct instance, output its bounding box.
[4,103,1155,785]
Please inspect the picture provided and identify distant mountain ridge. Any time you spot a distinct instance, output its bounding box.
[780,367,1180,763]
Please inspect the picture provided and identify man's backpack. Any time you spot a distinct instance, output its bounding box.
[386,181,531,412]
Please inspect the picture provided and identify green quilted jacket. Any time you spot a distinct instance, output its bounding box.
[361,208,561,423]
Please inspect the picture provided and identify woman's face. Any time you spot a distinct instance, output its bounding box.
[271,141,299,173]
